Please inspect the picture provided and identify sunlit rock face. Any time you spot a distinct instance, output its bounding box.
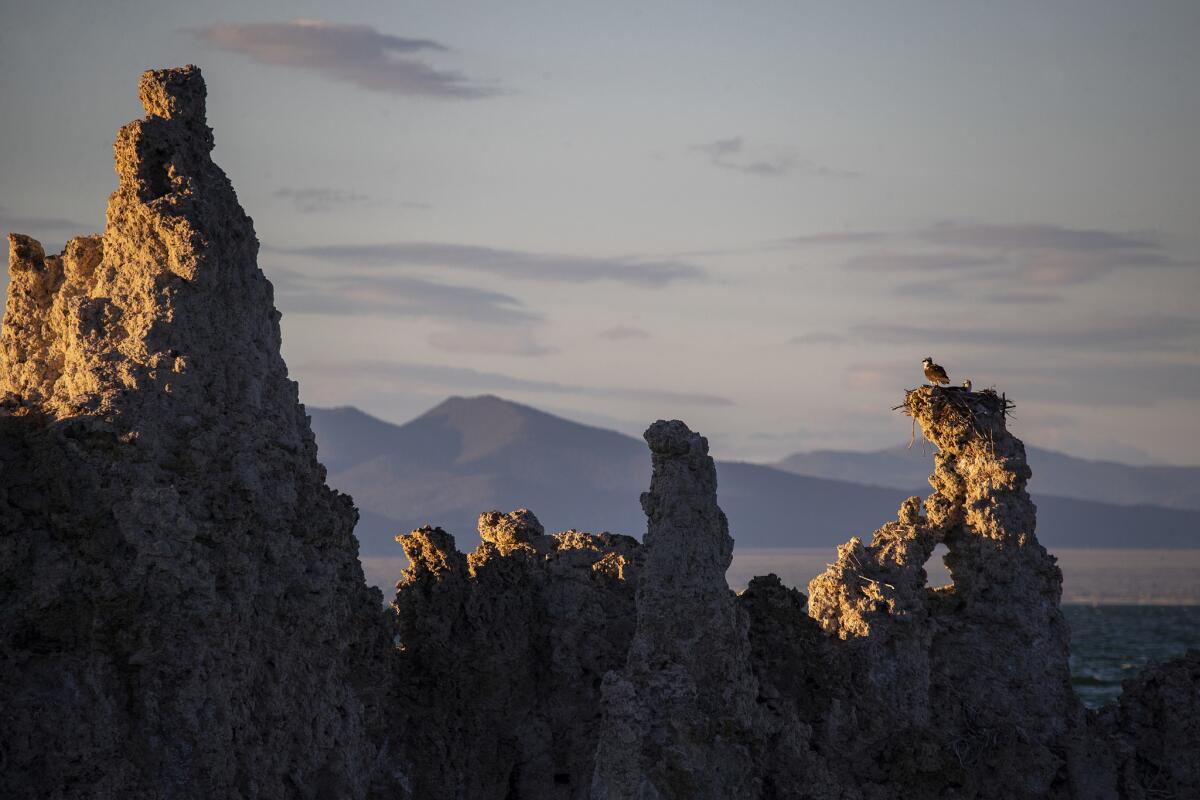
[0,67,395,799]
[806,386,1083,797]
[393,510,641,799]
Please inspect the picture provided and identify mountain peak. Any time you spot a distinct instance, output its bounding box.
[423,393,539,418]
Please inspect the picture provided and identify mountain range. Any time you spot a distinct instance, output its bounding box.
[775,445,1200,511]
[308,396,1200,555]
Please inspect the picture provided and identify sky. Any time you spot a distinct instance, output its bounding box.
[2,1,1198,464]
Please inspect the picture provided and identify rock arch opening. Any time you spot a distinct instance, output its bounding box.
[924,542,952,589]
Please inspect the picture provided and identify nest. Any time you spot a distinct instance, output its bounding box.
[894,385,1015,450]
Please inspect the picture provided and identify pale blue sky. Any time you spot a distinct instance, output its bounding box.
[3,1,1198,463]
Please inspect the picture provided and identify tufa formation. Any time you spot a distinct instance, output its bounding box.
[392,511,641,798]
[3,66,1198,799]
[0,66,398,798]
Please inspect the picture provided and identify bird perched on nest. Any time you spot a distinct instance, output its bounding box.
[962,379,973,391]
[922,357,950,386]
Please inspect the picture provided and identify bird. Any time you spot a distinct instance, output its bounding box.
[962,379,973,391]
[922,357,950,386]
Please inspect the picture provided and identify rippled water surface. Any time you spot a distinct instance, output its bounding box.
[1064,604,1200,708]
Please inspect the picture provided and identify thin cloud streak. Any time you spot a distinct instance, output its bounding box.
[986,291,1064,304]
[426,327,555,357]
[918,223,1157,252]
[777,230,893,247]
[856,315,1200,352]
[187,20,498,98]
[0,205,94,237]
[843,251,1000,272]
[692,136,856,179]
[598,325,651,341]
[783,222,1195,286]
[989,361,1200,407]
[286,241,705,287]
[788,332,846,345]
[273,187,372,214]
[269,266,539,325]
[841,358,1200,409]
[303,359,735,407]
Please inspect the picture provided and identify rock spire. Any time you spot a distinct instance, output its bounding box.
[1,66,395,799]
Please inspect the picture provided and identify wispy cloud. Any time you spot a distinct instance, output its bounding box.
[426,327,554,357]
[782,221,1194,287]
[598,324,651,341]
[268,266,538,325]
[855,315,1200,353]
[985,290,1063,304]
[187,19,498,98]
[840,355,1200,409]
[272,187,428,214]
[273,187,370,214]
[788,332,846,345]
[285,241,704,287]
[303,359,735,407]
[918,223,1156,252]
[916,222,1191,286]
[777,230,890,247]
[994,360,1200,407]
[891,279,959,298]
[842,251,1000,272]
[692,136,856,179]
[0,205,93,238]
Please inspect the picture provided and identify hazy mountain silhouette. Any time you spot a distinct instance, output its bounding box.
[308,396,1199,555]
[775,446,1200,511]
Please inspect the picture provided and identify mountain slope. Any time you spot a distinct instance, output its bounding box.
[308,397,1200,555]
[775,445,1200,511]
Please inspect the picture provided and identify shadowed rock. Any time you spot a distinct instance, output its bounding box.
[393,511,641,799]
[0,66,396,799]
[1107,650,1200,798]
[592,420,762,799]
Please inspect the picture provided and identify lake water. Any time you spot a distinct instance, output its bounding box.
[363,548,1200,709]
[1063,604,1200,708]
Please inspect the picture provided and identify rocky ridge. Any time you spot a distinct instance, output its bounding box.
[2,66,1197,800]
[393,510,641,798]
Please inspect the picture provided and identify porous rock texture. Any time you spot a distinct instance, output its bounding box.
[1103,650,1200,799]
[591,421,763,798]
[0,67,396,798]
[4,66,1199,800]
[806,386,1082,798]
[392,509,642,799]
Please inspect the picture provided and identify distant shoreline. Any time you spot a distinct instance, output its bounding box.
[361,547,1200,605]
[728,547,1200,606]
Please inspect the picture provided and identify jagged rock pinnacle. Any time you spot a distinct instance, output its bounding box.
[138,65,207,123]
[477,507,544,554]
[1,66,395,799]
[807,384,1079,797]
[393,516,641,798]
[593,420,760,799]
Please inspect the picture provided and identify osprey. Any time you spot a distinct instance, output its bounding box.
[962,379,973,391]
[922,357,950,386]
